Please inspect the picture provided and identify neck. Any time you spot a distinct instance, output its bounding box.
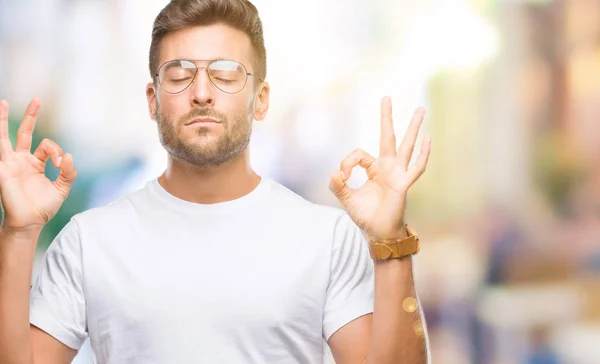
[158,149,261,204]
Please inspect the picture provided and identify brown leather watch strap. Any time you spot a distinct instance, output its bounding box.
[368,229,420,260]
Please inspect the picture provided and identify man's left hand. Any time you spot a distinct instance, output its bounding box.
[329,96,431,240]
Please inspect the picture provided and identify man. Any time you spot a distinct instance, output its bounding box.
[0,0,431,363]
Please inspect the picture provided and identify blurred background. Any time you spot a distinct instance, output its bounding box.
[1,0,599,363]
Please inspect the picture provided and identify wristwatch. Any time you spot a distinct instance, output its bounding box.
[368,225,420,260]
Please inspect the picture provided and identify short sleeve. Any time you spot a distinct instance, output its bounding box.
[30,218,87,350]
[322,213,374,341]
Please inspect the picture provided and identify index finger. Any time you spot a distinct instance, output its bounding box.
[0,100,13,159]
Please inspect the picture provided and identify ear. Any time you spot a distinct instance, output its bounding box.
[146,82,158,121]
[253,81,270,121]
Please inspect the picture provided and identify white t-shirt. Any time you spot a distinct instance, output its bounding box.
[30,177,374,364]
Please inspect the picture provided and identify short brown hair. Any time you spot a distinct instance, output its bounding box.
[149,0,267,81]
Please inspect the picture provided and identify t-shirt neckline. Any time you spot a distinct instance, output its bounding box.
[147,176,272,214]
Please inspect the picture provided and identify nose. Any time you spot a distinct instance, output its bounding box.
[190,69,215,107]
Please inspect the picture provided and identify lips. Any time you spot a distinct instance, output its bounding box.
[185,117,220,126]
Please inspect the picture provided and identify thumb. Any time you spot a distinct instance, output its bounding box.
[53,153,77,198]
[329,170,353,202]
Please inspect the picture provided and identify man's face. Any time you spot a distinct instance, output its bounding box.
[146,24,269,167]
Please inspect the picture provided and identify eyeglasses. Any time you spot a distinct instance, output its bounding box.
[155,59,258,94]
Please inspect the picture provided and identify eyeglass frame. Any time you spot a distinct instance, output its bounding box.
[154,58,261,95]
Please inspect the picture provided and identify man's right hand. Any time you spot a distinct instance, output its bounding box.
[0,98,78,232]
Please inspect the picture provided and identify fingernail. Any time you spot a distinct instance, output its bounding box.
[56,157,62,167]
[340,171,346,181]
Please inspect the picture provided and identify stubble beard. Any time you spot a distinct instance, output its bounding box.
[156,102,253,167]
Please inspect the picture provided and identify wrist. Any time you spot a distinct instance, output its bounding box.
[366,231,408,242]
[367,225,419,260]
[0,225,43,241]
[364,225,409,242]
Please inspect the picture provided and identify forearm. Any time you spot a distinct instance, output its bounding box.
[365,257,428,364]
[0,227,40,364]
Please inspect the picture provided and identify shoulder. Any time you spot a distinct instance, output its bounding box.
[265,178,357,233]
[69,182,151,233]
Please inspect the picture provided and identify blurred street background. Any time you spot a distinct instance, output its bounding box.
[1,0,600,363]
